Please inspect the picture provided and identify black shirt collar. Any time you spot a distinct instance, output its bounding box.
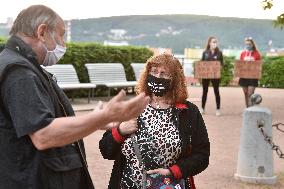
[5,35,43,71]
[206,49,218,56]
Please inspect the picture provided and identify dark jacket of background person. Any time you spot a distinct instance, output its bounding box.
[201,49,223,65]
[99,101,210,189]
[0,36,93,189]
[200,49,223,110]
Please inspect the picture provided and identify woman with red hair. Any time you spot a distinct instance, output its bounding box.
[100,54,210,189]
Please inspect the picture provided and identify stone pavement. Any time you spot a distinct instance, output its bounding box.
[74,86,284,189]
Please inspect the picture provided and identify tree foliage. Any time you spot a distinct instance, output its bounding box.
[263,0,284,28]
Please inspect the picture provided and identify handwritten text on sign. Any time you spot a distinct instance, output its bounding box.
[234,60,262,79]
[194,61,221,79]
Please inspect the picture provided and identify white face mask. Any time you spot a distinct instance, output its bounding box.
[211,43,218,49]
[42,32,66,67]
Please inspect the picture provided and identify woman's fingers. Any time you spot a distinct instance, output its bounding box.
[119,121,138,135]
[146,169,159,174]
[101,122,121,130]
[147,168,172,176]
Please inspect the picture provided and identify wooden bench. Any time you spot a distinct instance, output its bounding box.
[131,63,145,81]
[43,64,96,102]
[85,63,137,96]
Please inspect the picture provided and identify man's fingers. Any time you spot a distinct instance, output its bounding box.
[97,101,103,109]
[126,92,149,111]
[111,90,126,103]
[121,94,149,121]
[93,101,103,111]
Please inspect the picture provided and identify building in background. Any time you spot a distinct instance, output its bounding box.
[104,40,129,46]
[0,17,13,29]
[223,49,242,58]
[184,48,203,59]
[266,49,284,57]
[104,29,129,46]
[149,48,172,56]
[66,20,71,42]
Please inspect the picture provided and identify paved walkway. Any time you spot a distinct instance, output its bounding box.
[74,87,284,189]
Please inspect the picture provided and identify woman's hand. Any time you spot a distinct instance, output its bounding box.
[147,168,172,176]
[118,119,138,135]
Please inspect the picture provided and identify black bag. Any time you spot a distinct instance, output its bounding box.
[131,135,185,189]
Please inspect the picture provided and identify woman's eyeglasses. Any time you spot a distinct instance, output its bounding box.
[150,69,171,79]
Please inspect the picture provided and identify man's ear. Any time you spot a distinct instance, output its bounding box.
[36,24,47,42]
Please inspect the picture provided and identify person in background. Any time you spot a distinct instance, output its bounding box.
[239,37,261,107]
[100,54,210,189]
[201,36,223,116]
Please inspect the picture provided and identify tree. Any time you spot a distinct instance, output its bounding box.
[262,0,284,29]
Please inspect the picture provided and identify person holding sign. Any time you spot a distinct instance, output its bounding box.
[239,37,261,107]
[200,37,223,116]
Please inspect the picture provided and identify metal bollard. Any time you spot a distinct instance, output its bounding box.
[234,94,277,185]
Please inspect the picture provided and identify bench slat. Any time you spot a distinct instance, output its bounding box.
[85,63,137,88]
[42,64,96,89]
[131,63,145,80]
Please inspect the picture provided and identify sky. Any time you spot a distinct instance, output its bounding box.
[1,0,284,23]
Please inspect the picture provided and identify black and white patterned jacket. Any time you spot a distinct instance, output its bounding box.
[99,101,210,189]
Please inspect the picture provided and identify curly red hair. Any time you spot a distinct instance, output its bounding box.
[136,54,188,104]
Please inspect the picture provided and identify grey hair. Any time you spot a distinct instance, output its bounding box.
[10,5,59,37]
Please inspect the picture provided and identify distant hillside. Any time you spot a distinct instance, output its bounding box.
[70,15,284,53]
[71,15,284,53]
[1,14,283,53]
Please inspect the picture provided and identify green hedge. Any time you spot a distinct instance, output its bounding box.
[260,56,284,88]
[60,43,152,82]
[0,44,4,52]
[59,43,153,96]
[0,38,5,52]
[220,56,284,88]
[220,56,234,86]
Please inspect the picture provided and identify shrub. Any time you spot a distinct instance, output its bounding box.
[58,42,153,96]
[60,43,153,81]
[0,38,5,52]
[260,56,284,88]
[221,56,234,86]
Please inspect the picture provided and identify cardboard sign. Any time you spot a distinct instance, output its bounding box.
[234,60,263,79]
[194,61,221,79]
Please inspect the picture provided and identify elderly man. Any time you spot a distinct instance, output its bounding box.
[0,5,149,189]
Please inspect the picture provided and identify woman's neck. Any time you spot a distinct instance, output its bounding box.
[151,95,172,109]
[210,48,215,53]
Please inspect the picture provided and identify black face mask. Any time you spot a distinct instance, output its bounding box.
[147,74,171,97]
